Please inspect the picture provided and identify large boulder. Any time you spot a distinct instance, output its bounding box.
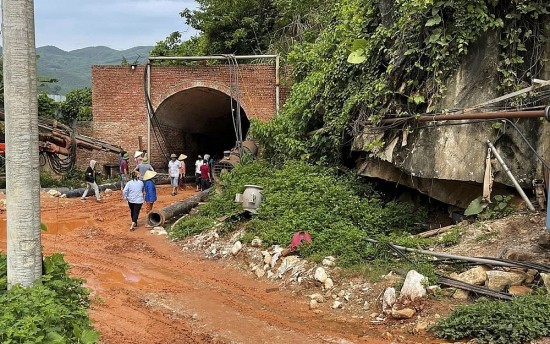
[485,270,526,291]
[399,270,427,301]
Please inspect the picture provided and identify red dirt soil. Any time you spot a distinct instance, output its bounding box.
[0,186,440,343]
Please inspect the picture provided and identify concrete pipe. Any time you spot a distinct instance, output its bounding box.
[147,189,210,227]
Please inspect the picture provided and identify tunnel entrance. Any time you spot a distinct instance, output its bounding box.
[154,86,250,166]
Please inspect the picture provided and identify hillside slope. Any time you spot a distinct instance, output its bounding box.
[12,45,153,95]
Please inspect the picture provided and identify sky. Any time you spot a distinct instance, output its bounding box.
[26,0,197,51]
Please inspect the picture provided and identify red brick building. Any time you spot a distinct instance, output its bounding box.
[79,63,283,174]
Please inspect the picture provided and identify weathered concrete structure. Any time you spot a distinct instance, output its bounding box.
[80,63,282,173]
[354,32,550,208]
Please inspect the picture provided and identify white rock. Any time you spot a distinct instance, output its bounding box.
[270,252,281,268]
[322,256,336,267]
[309,300,318,310]
[250,237,263,247]
[231,241,243,255]
[60,194,67,198]
[337,290,345,297]
[314,267,328,283]
[272,245,283,254]
[104,188,113,195]
[266,271,274,279]
[363,301,370,311]
[255,268,265,278]
[261,251,272,264]
[332,301,342,309]
[382,287,396,313]
[399,270,427,301]
[297,276,303,284]
[324,278,334,290]
[277,256,300,278]
[309,293,325,303]
[540,273,550,293]
[48,189,61,197]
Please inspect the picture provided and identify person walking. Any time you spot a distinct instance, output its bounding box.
[81,159,102,203]
[142,170,157,221]
[119,152,130,192]
[135,157,154,180]
[194,155,203,192]
[168,153,180,196]
[123,171,144,231]
[178,154,187,190]
[199,158,211,191]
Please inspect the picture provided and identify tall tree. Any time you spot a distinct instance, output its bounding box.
[2,0,42,287]
[181,0,278,54]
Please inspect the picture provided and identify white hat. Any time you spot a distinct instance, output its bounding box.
[143,170,157,181]
[178,154,187,161]
[134,150,143,158]
[170,153,177,158]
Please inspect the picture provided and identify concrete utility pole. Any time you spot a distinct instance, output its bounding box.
[2,0,43,287]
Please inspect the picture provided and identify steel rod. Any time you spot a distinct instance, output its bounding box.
[380,110,545,124]
[148,55,278,62]
[486,140,536,211]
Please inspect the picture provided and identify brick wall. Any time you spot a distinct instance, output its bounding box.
[88,64,283,174]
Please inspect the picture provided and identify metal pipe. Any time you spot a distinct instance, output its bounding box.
[547,181,550,232]
[146,63,152,163]
[366,238,519,267]
[380,110,545,124]
[486,140,536,211]
[275,55,280,115]
[148,55,278,61]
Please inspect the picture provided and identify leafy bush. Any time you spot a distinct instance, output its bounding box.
[40,167,86,189]
[432,295,550,344]
[176,159,428,267]
[0,253,99,344]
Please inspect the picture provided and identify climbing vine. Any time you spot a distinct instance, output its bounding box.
[251,0,550,165]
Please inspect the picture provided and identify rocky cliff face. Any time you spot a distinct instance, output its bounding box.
[354,31,550,208]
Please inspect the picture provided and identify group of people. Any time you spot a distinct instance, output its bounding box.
[83,150,214,231]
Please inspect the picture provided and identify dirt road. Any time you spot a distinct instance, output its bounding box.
[0,186,433,343]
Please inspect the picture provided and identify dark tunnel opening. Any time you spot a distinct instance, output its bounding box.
[154,87,250,167]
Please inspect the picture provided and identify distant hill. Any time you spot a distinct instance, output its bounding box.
[0,45,153,95]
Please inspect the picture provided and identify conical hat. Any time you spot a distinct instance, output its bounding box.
[134,150,143,158]
[142,170,157,181]
[178,154,187,161]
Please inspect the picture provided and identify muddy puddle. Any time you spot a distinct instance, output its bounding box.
[0,218,91,241]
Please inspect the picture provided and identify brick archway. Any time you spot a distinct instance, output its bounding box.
[88,64,280,171]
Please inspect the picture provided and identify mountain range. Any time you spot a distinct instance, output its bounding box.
[1,45,153,95]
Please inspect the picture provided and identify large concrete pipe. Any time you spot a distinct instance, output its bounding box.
[213,140,258,178]
[147,189,210,226]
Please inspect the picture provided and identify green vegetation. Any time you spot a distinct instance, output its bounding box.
[432,295,550,344]
[464,194,515,220]
[249,0,550,165]
[0,253,98,343]
[172,159,428,268]
[40,168,86,189]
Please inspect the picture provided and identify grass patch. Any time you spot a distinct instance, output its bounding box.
[432,295,550,344]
